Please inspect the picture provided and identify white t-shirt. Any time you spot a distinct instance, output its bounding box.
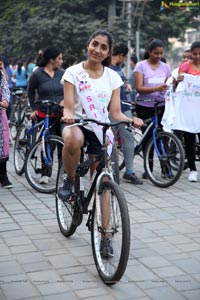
[61,62,123,129]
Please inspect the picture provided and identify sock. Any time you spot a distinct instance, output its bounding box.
[126,170,134,175]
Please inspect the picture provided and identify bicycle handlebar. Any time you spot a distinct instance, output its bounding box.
[136,99,164,107]
[62,118,133,128]
[35,99,63,108]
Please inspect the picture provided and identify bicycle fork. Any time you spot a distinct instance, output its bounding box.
[153,129,173,177]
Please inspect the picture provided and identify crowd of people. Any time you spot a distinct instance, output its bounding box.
[1,30,200,192]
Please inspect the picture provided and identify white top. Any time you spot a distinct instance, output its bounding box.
[61,62,123,124]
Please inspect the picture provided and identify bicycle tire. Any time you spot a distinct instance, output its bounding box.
[14,125,29,175]
[55,163,77,237]
[9,108,18,140]
[24,135,64,193]
[91,180,130,285]
[111,144,120,184]
[144,131,185,188]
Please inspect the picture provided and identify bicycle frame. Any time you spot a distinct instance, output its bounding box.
[134,103,167,160]
[75,124,114,215]
[62,119,130,223]
[25,101,61,165]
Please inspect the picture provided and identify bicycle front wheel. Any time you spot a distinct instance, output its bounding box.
[144,131,185,188]
[55,163,77,237]
[25,135,63,193]
[91,180,130,285]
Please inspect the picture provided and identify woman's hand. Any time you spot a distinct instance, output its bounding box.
[156,84,169,92]
[62,108,74,124]
[30,110,38,120]
[0,100,9,109]
[132,116,143,128]
[177,74,184,83]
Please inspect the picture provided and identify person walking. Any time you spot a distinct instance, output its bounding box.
[110,43,143,184]
[0,69,13,188]
[134,38,171,179]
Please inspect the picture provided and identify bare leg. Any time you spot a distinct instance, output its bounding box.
[62,126,84,179]
[87,154,110,235]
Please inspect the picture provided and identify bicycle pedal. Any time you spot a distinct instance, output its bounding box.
[35,168,43,174]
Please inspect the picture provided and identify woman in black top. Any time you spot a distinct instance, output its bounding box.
[27,46,64,184]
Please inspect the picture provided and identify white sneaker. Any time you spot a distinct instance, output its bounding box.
[188,171,197,182]
[39,176,49,184]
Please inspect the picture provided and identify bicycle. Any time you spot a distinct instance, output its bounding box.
[116,100,185,188]
[14,100,64,193]
[55,118,131,285]
[9,88,29,140]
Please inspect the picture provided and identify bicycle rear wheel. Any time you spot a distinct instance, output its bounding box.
[14,125,29,175]
[91,180,130,285]
[144,131,184,188]
[55,163,77,237]
[24,135,63,193]
[9,108,18,140]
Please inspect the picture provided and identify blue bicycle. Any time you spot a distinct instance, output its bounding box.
[14,100,64,193]
[117,100,185,188]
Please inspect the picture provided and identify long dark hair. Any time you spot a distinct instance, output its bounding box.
[143,38,164,59]
[38,46,62,67]
[87,30,113,66]
[17,60,23,75]
[190,40,200,52]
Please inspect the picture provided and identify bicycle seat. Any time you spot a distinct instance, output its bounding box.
[14,90,24,96]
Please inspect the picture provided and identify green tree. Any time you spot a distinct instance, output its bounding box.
[0,0,108,60]
[0,0,199,61]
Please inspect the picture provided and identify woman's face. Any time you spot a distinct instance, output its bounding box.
[52,54,63,68]
[87,35,110,64]
[191,47,200,64]
[149,47,164,63]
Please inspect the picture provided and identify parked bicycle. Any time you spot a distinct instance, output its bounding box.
[9,88,30,140]
[115,100,185,188]
[56,118,131,285]
[14,100,64,193]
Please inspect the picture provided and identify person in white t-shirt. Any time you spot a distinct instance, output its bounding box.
[58,30,143,257]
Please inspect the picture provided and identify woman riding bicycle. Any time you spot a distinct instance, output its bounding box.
[58,30,143,257]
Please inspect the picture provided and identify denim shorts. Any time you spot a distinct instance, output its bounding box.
[61,124,102,155]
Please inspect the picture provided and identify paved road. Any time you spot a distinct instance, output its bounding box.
[0,147,200,300]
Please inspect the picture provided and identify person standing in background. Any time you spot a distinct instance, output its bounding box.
[128,55,138,102]
[62,55,78,69]
[134,38,171,179]
[110,43,143,184]
[0,69,13,188]
[0,55,13,119]
[13,59,27,89]
[26,56,36,81]
[176,41,200,182]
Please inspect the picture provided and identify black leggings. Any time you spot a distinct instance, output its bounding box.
[0,161,7,176]
[184,132,196,171]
